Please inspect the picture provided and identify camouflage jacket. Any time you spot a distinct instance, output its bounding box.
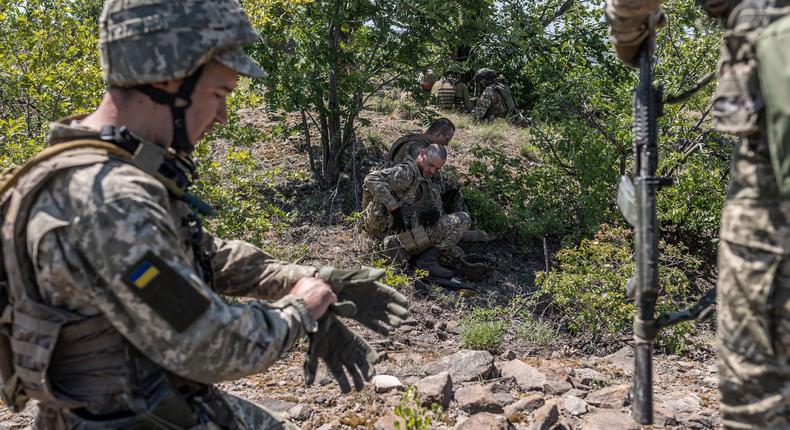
[27,118,318,386]
[472,84,509,120]
[363,157,444,216]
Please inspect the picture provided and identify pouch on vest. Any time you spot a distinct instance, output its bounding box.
[757,14,790,195]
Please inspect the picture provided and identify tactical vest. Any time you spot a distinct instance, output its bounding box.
[435,80,458,110]
[387,134,431,164]
[495,84,517,114]
[709,0,790,136]
[0,140,203,428]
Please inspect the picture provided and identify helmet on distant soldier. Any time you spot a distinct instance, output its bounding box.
[98,0,266,152]
[445,64,463,79]
[473,68,498,86]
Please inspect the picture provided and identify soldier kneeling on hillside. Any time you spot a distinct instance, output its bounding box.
[362,144,490,287]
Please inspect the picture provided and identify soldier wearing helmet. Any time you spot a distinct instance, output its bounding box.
[471,68,523,124]
[0,1,408,428]
[431,65,474,112]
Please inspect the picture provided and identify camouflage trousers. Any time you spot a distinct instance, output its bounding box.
[34,389,299,430]
[379,212,471,261]
[717,240,790,429]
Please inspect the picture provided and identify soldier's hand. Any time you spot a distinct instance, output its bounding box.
[290,277,337,320]
[318,267,410,335]
[391,207,407,232]
[605,0,665,67]
[303,313,378,393]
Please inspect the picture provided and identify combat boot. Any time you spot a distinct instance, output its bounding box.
[412,248,454,279]
[451,253,493,281]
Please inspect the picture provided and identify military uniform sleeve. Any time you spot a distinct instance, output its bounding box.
[364,164,416,210]
[472,86,496,120]
[605,0,664,67]
[32,171,316,384]
[458,83,474,112]
[205,234,317,300]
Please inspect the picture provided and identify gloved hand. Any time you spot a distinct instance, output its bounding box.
[303,313,378,393]
[419,207,441,226]
[605,0,665,67]
[391,207,407,232]
[318,267,410,335]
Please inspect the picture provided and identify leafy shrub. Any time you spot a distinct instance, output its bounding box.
[537,224,700,353]
[462,187,510,235]
[394,386,444,430]
[460,308,506,351]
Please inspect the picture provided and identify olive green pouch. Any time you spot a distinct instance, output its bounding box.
[757,14,790,195]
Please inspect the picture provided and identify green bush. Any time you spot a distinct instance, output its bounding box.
[460,308,506,351]
[537,224,699,353]
[462,187,509,235]
[394,386,444,430]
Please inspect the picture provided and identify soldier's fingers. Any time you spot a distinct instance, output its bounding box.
[363,320,390,335]
[386,303,410,320]
[345,359,366,391]
[353,351,376,381]
[328,362,352,394]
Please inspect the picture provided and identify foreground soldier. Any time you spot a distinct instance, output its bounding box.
[363,145,485,282]
[0,1,408,429]
[607,0,790,428]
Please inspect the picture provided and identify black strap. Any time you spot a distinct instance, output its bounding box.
[133,66,205,154]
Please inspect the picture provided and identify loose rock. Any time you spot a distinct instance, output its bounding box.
[563,395,588,416]
[528,400,559,430]
[454,384,504,414]
[374,414,405,430]
[586,384,629,409]
[582,410,639,430]
[455,412,512,430]
[499,359,546,391]
[504,393,545,417]
[415,372,453,408]
[424,350,495,383]
[372,375,404,393]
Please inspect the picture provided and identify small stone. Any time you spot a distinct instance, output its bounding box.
[565,388,587,398]
[454,412,512,430]
[563,395,588,416]
[315,423,336,430]
[287,404,313,421]
[528,400,559,430]
[499,359,546,391]
[604,346,635,374]
[582,410,639,430]
[446,320,461,334]
[255,398,295,413]
[424,319,436,328]
[375,414,405,430]
[319,376,333,386]
[572,368,609,387]
[504,393,545,417]
[501,350,518,360]
[424,350,495,383]
[415,372,453,408]
[454,384,504,414]
[660,392,701,415]
[372,375,404,393]
[586,384,629,409]
[493,391,515,406]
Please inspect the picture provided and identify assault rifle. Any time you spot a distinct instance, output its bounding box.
[617,38,716,424]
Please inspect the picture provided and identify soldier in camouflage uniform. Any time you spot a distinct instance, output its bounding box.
[471,69,530,127]
[0,1,409,429]
[363,145,487,281]
[607,0,790,428]
[431,67,474,112]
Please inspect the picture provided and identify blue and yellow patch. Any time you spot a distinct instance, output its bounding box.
[122,251,210,332]
[128,260,161,289]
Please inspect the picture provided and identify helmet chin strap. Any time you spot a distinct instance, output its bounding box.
[132,65,205,154]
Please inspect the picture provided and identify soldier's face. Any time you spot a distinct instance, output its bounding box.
[183,62,239,151]
[418,153,445,178]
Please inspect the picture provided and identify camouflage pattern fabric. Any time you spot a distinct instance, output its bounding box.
[362,158,470,259]
[99,0,265,86]
[431,79,473,112]
[472,84,509,121]
[25,118,315,427]
[717,240,790,429]
[607,0,790,428]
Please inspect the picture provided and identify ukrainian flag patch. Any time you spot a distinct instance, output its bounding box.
[122,251,211,332]
[128,260,160,289]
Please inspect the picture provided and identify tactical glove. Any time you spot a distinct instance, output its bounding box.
[391,207,407,232]
[303,313,378,393]
[418,208,441,226]
[318,267,410,335]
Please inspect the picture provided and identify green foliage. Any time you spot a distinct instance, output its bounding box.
[0,0,103,168]
[371,259,427,291]
[393,386,444,430]
[538,225,699,353]
[460,308,507,351]
[462,187,509,235]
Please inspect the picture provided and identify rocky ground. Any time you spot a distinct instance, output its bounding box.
[0,104,721,429]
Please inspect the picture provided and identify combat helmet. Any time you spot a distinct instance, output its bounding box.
[99,0,265,152]
[473,68,498,86]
